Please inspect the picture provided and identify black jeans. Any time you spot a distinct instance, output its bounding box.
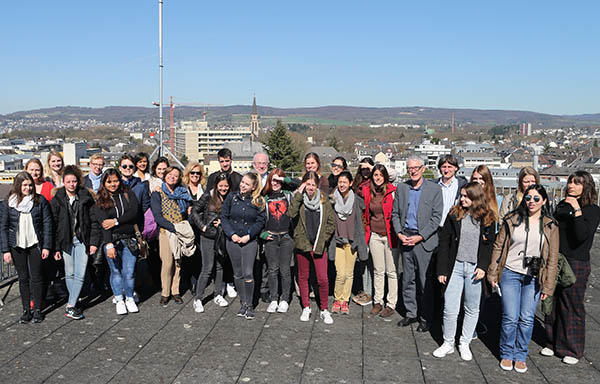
[11,246,44,311]
[195,236,224,300]
[263,233,293,302]
[226,239,258,306]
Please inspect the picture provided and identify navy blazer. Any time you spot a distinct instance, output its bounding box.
[391,179,443,252]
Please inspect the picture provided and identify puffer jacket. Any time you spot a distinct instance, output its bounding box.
[487,212,559,296]
[288,191,336,256]
[51,187,95,251]
[0,195,53,253]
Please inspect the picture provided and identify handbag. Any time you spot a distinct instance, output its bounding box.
[213,226,228,260]
[133,223,149,259]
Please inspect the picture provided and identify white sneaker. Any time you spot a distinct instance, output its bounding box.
[226,284,237,298]
[266,301,278,313]
[213,295,228,307]
[112,296,117,304]
[540,347,554,357]
[458,343,472,361]
[193,299,205,313]
[277,301,289,313]
[125,297,139,313]
[320,310,334,325]
[133,291,140,303]
[433,342,455,358]
[562,356,579,365]
[300,307,312,322]
[116,300,127,315]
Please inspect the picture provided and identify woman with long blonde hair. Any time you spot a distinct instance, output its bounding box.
[45,151,65,188]
[182,161,205,200]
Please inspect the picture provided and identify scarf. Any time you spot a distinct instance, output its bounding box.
[8,194,34,213]
[303,190,321,212]
[334,189,355,221]
[162,182,193,213]
[89,172,102,192]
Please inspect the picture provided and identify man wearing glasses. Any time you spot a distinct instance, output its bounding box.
[84,153,105,193]
[252,152,270,187]
[392,155,442,332]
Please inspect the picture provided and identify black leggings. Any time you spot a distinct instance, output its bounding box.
[11,246,44,311]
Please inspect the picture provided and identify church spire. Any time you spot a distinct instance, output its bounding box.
[252,94,258,116]
[250,94,259,140]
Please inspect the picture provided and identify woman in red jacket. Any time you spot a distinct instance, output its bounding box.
[363,164,398,318]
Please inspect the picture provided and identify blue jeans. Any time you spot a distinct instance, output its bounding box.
[443,261,482,345]
[499,268,541,362]
[105,240,137,300]
[63,238,88,307]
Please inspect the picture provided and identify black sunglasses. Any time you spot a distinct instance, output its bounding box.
[524,195,541,203]
[331,163,343,169]
[120,164,135,170]
[190,171,202,175]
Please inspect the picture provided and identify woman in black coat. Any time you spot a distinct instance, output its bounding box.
[1,172,54,323]
[51,165,96,320]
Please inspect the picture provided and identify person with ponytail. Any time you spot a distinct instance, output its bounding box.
[220,172,266,320]
[433,182,496,361]
[488,184,558,373]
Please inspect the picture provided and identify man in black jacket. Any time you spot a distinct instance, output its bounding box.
[206,148,242,192]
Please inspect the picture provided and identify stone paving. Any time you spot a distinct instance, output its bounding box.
[1,239,600,383]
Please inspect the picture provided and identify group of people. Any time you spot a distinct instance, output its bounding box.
[1,147,598,374]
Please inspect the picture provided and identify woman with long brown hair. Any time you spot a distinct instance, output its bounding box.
[433,182,496,361]
[498,166,539,222]
[25,158,55,202]
[543,171,600,364]
[470,165,499,223]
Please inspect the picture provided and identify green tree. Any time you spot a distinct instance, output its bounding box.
[594,138,598,147]
[179,154,189,166]
[263,120,302,171]
[328,136,340,151]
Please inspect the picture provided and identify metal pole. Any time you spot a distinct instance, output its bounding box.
[158,0,164,156]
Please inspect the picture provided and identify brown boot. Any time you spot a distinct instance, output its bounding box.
[379,306,395,318]
[370,303,383,315]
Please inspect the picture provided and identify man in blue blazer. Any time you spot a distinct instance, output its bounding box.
[392,155,443,332]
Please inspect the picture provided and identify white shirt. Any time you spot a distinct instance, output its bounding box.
[438,176,459,227]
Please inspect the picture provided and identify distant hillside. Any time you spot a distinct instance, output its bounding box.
[2,105,600,128]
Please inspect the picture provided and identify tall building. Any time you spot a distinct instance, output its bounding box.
[520,123,532,136]
[63,142,87,165]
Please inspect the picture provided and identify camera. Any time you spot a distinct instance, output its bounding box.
[523,256,542,276]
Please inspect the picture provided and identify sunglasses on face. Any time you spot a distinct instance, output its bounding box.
[524,195,541,203]
[331,163,343,169]
[120,164,135,170]
[190,171,202,175]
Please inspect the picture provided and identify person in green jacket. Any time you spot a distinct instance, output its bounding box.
[288,171,336,324]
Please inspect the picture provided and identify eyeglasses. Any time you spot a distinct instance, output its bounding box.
[524,195,541,203]
[190,171,202,175]
[331,163,343,169]
[407,166,423,172]
[91,163,104,167]
[120,164,135,170]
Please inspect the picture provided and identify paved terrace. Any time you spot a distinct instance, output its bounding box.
[1,238,600,384]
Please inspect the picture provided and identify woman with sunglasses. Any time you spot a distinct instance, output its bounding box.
[488,184,558,373]
[119,155,151,214]
[181,161,205,293]
[433,182,496,361]
[543,171,600,365]
[327,156,347,195]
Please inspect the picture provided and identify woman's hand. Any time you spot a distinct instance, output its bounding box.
[102,219,116,230]
[41,249,50,260]
[297,182,306,194]
[202,225,207,232]
[240,235,250,244]
[187,206,192,215]
[273,175,284,183]
[564,196,581,211]
[438,275,447,285]
[54,251,62,260]
[231,234,241,243]
[490,281,498,289]
[106,248,117,259]
[3,252,11,264]
[473,268,486,281]
[213,219,220,227]
[90,246,97,255]
[541,293,548,301]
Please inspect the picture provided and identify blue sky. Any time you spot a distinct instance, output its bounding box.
[2,1,599,115]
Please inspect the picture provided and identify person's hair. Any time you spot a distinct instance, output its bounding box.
[25,158,45,180]
[518,166,540,193]
[8,171,39,205]
[352,157,375,191]
[566,170,598,208]
[151,156,170,177]
[470,165,499,223]
[96,168,125,210]
[449,182,495,227]
[514,184,553,225]
[332,156,348,170]
[253,152,269,163]
[437,154,459,171]
[163,166,182,186]
[62,165,83,186]
[370,164,390,197]
[407,155,425,167]
[242,172,265,209]
[301,171,320,195]
[89,153,105,163]
[182,161,204,186]
[217,148,232,159]
[262,168,286,196]
[134,152,149,171]
[303,152,321,174]
[119,154,136,168]
[337,170,353,184]
[44,151,64,180]
[208,172,231,212]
